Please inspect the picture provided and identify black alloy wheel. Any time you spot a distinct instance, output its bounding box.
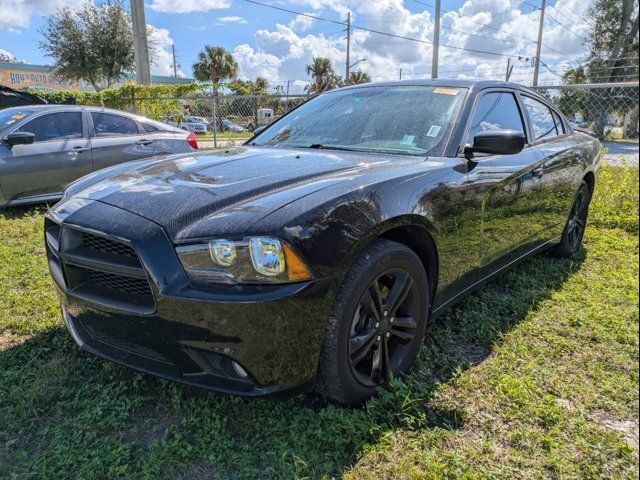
[348,269,420,387]
[316,239,429,405]
[554,180,591,257]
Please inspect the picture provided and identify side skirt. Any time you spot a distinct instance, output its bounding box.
[431,236,560,319]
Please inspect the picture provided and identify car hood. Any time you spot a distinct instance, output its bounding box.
[65,146,397,241]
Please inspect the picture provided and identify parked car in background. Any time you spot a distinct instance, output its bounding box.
[45,80,600,405]
[165,114,208,134]
[221,119,246,133]
[0,105,197,207]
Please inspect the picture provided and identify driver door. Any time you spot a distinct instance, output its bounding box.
[0,110,92,202]
[464,90,548,267]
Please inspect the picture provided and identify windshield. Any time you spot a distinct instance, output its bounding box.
[0,109,34,132]
[251,86,466,156]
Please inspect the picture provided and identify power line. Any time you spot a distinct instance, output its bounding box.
[241,0,519,58]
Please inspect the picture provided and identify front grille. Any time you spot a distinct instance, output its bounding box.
[82,233,138,259]
[45,219,156,314]
[88,270,153,297]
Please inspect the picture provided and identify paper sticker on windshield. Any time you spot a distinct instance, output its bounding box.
[427,125,441,137]
[402,135,416,145]
[10,114,25,120]
[433,88,459,95]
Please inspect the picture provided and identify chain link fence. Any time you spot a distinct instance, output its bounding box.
[531,82,639,141]
[128,94,310,149]
[127,83,639,150]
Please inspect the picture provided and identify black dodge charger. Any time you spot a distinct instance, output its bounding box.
[45,80,600,405]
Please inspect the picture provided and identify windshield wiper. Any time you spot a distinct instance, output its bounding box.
[305,144,358,151]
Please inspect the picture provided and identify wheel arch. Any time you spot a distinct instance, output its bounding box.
[342,215,439,306]
[583,170,595,196]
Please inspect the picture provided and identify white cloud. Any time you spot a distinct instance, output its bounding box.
[0,0,76,31]
[0,49,16,62]
[148,0,231,14]
[217,16,248,24]
[229,0,594,91]
[288,13,316,32]
[148,26,185,78]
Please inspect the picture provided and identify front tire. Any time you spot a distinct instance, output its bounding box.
[316,239,429,405]
[554,180,591,257]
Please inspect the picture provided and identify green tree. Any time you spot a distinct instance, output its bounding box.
[192,45,239,93]
[347,71,371,85]
[305,57,341,93]
[560,0,639,138]
[228,77,268,95]
[39,1,136,91]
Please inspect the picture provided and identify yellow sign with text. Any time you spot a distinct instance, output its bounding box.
[0,66,81,91]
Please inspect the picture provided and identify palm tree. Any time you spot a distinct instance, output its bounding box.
[348,71,371,85]
[306,57,340,93]
[192,45,239,91]
[192,46,238,132]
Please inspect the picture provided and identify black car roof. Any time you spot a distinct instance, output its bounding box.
[339,78,535,93]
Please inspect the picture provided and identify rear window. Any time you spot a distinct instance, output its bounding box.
[92,112,140,136]
[140,121,161,133]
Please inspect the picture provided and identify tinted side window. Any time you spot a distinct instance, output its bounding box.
[17,112,83,142]
[140,121,160,133]
[523,96,558,140]
[91,113,139,136]
[467,92,525,143]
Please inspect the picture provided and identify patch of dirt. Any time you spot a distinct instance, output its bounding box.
[0,331,30,351]
[590,411,639,452]
[448,337,491,365]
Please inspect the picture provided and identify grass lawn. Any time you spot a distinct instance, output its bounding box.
[0,166,638,479]
[197,131,253,141]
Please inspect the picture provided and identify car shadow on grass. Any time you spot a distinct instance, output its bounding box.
[0,247,586,479]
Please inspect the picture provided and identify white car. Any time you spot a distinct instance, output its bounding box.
[165,115,208,134]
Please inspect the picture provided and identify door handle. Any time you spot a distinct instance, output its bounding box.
[69,146,89,153]
[136,139,153,146]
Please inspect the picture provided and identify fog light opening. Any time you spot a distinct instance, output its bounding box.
[232,361,248,378]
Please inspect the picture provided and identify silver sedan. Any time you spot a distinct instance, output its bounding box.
[0,105,198,207]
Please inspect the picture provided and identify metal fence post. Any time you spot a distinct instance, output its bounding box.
[212,91,218,149]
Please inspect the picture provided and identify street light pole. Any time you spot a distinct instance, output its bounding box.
[431,0,441,79]
[345,12,351,84]
[130,0,151,85]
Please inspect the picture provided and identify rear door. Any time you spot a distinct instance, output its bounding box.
[520,94,585,237]
[89,111,156,171]
[0,110,92,201]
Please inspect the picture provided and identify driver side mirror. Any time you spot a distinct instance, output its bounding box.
[4,131,36,147]
[253,126,267,135]
[464,130,526,157]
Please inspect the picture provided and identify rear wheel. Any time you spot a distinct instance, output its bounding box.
[554,180,591,257]
[316,239,429,405]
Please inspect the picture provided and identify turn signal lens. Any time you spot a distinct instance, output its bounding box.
[283,243,313,281]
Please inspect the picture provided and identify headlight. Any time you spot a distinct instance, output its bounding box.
[176,237,313,285]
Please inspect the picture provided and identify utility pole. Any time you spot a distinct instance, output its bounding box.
[171,44,178,77]
[505,58,514,81]
[130,0,151,85]
[399,68,403,80]
[431,0,441,79]
[345,12,351,84]
[532,0,546,86]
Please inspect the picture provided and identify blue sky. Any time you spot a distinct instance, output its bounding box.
[0,1,594,92]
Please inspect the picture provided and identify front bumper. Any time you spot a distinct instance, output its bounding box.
[46,198,334,396]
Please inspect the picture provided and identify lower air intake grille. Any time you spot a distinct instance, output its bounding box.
[88,270,153,298]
